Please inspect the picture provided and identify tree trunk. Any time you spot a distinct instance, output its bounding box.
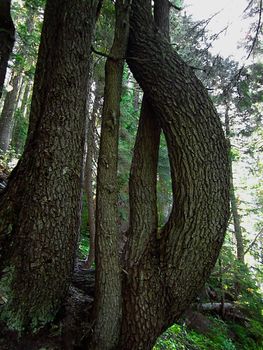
[11,77,31,154]
[125,0,169,268]
[0,0,15,99]
[224,103,245,263]
[0,73,21,152]
[133,81,140,112]
[83,87,101,269]
[91,1,131,349]
[0,0,99,332]
[120,0,230,348]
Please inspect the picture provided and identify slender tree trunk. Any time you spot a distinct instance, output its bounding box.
[0,7,39,154]
[224,103,245,263]
[91,1,131,349]
[84,88,101,269]
[0,73,21,152]
[0,0,99,331]
[11,77,31,153]
[133,81,140,112]
[0,0,15,99]
[119,0,229,347]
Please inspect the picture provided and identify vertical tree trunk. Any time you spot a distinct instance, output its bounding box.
[84,88,101,269]
[11,77,31,153]
[0,0,15,99]
[0,73,21,152]
[224,103,245,263]
[133,81,140,112]
[91,1,131,349]
[0,0,99,331]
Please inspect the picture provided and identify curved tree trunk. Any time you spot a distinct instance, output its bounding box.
[126,0,170,264]
[120,0,230,348]
[0,0,99,331]
[0,0,15,99]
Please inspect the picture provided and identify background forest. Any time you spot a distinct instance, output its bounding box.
[0,0,262,349]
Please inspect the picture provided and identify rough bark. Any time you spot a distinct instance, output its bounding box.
[0,73,21,152]
[120,1,230,348]
[0,0,15,99]
[125,0,169,266]
[91,1,131,349]
[0,0,98,331]
[154,0,170,41]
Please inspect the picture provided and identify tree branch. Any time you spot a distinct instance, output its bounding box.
[169,1,182,11]
[246,0,262,59]
[244,228,263,255]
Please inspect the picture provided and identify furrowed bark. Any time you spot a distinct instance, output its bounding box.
[126,0,170,266]
[126,97,160,265]
[0,0,99,331]
[121,2,172,349]
[120,0,230,347]
[91,1,131,349]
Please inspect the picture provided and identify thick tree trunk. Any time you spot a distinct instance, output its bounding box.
[0,0,98,331]
[0,0,15,99]
[0,73,21,152]
[120,0,230,348]
[125,0,169,267]
[91,1,131,349]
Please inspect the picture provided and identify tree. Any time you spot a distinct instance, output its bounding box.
[0,0,15,99]
[0,0,230,348]
[119,1,229,347]
[91,1,131,348]
[0,0,100,330]
[0,72,21,152]
[0,2,39,153]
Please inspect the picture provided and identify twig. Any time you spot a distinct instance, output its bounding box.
[246,0,263,59]
[244,228,263,255]
[91,46,125,61]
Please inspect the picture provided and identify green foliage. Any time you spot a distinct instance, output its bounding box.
[229,320,263,350]
[154,321,238,350]
[154,316,263,350]
[79,194,90,259]
[11,109,29,154]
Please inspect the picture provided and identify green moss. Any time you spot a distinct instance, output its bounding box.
[0,265,56,333]
[0,265,25,332]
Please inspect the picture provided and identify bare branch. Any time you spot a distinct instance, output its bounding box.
[244,228,263,255]
[246,0,263,59]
